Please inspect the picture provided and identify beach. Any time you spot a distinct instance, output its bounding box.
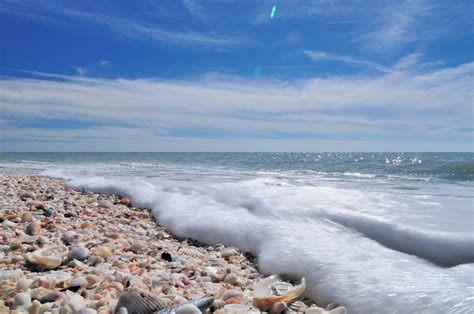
[0,173,332,313]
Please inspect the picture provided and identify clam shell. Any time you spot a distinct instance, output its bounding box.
[66,276,89,289]
[25,245,68,269]
[114,288,167,314]
[26,221,41,236]
[68,246,90,261]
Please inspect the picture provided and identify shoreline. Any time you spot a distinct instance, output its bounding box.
[0,173,337,313]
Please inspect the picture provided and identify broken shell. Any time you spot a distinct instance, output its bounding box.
[252,275,306,311]
[306,305,347,314]
[19,232,39,244]
[174,304,201,314]
[114,288,167,314]
[26,221,41,236]
[25,245,68,269]
[68,245,90,261]
[91,246,113,258]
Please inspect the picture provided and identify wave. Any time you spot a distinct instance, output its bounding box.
[66,175,474,313]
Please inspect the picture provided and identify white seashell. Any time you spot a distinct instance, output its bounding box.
[114,288,167,314]
[13,292,31,309]
[3,220,17,228]
[223,304,249,314]
[67,294,87,313]
[66,277,89,289]
[48,271,72,283]
[306,305,347,314]
[25,245,68,269]
[16,278,33,292]
[19,231,39,243]
[68,246,89,261]
[175,304,201,314]
[38,235,50,244]
[0,269,23,280]
[62,230,78,243]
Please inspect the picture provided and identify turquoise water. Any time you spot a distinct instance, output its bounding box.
[1,152,473,313]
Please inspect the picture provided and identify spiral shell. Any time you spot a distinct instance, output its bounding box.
[68,245,89,261]
[114,288,167,314]
[25,245,68,269]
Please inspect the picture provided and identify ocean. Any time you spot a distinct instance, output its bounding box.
[1,152,473,313]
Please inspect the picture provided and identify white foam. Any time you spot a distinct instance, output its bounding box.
[67,176,474,313]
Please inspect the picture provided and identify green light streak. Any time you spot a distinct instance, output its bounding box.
[270,5,276,19]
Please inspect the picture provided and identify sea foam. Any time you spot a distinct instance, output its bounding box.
[67,176,474,313]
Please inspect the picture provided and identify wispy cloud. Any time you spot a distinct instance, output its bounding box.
[0,1,242,47]
[71,66,86,77]
[1,61,472,151]
[99,60,110,67]
[357,0,431,53]
[304,50,389,72]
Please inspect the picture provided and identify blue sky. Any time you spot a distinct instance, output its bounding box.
[0,0,473,151]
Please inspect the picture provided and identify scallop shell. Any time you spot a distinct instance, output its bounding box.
[114,288,167,314]
[21,212,33,223]
[68,246,89,261]
[252,275,306,311]
[26,221,41,236]
[25,245,68,269]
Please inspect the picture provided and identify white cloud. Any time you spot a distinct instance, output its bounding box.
[357,0,431,53]
[99,60,110,67]
[1,61,472,151]
[71,66,86,77]
[304,50,389,72]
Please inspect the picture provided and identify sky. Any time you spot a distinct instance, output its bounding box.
[0,0,473,152]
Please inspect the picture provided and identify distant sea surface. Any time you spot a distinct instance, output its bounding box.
[1,152,473,313]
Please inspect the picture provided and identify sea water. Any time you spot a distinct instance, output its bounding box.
[1,152,473,313]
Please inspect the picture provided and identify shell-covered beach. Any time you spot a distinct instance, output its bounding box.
[0,173,339,313]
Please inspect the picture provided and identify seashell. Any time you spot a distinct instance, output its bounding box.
[62,231,78,244]
[252,275,306,311]
[67,294,87,312]
[224,273,239,285]
[68,246,90,261]
[38,235,50,245]
[121,197,131,206]
[13,292,31,309]
[3,220,17,228]
[25,245,68,269]
[26,221,41,236]
[43,208,55,217]
[114,288,167,314]
[222,290,243,302]
[40,290,66,303]
[157,297,214,314]
[21,211,33,222]
[220,247,238,259]
[19,231,39,243]
[305,305,347,314]
[91,246,113,258]
[66,276,89,290]
[10,239,22,251]
[85,274,101,287]
[16,278,33,292]
[289,300,308,312]
[129,241,147,254]
[48,271,72,283]
[174,304,201,314]
[222,304,249,314]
